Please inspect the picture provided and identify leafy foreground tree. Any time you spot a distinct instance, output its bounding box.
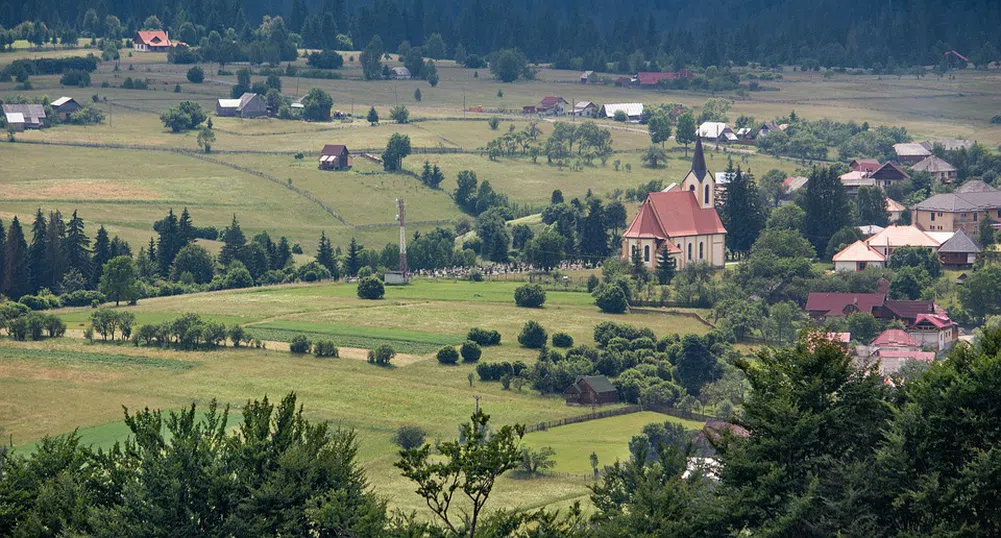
[396,409,525,537]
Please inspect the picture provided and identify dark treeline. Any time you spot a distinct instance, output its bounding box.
[3,0,1000,69]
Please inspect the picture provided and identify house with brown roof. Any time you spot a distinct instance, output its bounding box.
[911,181,1001,234]
[865,225,941,257]
[804,280,938,324]
[571,101,598,118]
[869,161,910,189]
[635,71,693,86]
[565,375,618,405]
[318,144,350,170]
[133,30,173,52]
[911,156,957,183]
[872,329,920,350]
[621,139,727,269]
[850,158,881,174]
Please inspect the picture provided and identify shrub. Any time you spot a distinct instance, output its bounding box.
[460,341,482,362]
[514,284,546,308]
[19,292,62,310]
[60,289,105,307]
[357,276,385,299]
[437,346,459,364]
[393,424,427,450]
[60,69,90,87]
[467,327,501,346]
[593,284,628,313]
[586,274,600,292]
[227,325,246,347]
[202,322,227,346]
[551,332,574,348]
[368,344,395,366]
[186,65,204,83]
[476,361,528,381]
[289,335,312,354]
[313,340,339,357]
[518,321,547,349]
[469,268,484,282]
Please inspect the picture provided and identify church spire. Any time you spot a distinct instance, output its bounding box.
[691,137,707,180]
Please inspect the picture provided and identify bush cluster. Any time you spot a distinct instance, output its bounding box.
[313,340,339,357]
[460,341,482,362]
[475,360,528,381]
[514,283,546,308]
[367,344,395,366]
[436,346,459,364]
[357,276,385,300]
[466,327,501,346]
[518,320,547,348]
[551,332,574,348]
[128,313,255,350]
[289,335,311,354]
[4,311,65,341]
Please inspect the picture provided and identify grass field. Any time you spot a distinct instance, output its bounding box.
[521,411,706,473]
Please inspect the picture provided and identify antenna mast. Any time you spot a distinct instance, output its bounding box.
[396,198,408,279]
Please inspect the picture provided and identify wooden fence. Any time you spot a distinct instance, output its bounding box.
[523,405,641,433]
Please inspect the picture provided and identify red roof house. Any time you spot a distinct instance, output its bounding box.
[621,139,726,269]
[133,30,174,52]
[871,329,920,349]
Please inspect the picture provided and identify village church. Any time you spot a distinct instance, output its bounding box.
[621,138,727,269]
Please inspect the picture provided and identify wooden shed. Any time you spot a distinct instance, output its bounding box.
[318,144,351,170]
[565,375,618,405]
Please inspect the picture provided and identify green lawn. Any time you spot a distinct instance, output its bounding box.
[521,411,706,473]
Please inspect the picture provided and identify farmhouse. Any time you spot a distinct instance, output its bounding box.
[389,67,412,80]
[216,93,268,118]
[911,155,958,183]
[911,181,1001,234]
[832,240,886,272]
[936,229,981,268]
[804,279,941,325]
[635,71,694,86]
[757,121,780,137]
[697,122,737,143]
[318,144,351,170]
[50,97,81,120]
[565,375,618,405]
[2,104,46,129]
[538,96,569,116]
[613,76,632,87]
[133,30,174,52]
[865,225,940,257]
[922,138,974,152]
[579,70,594,83]
[850,158,882,174]
[909,312,959,351]
[599,103,643,120]
[869,161,910,189]
[571,101,598,118]
[893,142,931,164]
[621,139,727,269]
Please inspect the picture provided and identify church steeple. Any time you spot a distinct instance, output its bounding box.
[690,137,708,181]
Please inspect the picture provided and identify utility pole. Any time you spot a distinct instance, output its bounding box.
[463,88,466,119]
[396,198,408,280]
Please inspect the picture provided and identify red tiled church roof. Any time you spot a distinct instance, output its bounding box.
[624,191,726,239]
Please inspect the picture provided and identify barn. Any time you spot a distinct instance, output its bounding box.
[318,144,351,170]
[565,375,618,405]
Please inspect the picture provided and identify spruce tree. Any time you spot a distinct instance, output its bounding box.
[109,236,131,258]
[579,198,609,258]
[4,217,30,299]
[420,160,433,187]
[219,215,247,267]
[345,237,363,277]
[64,210,92,281]
[274,237,292,270]
[316,231,336,274]
[179,207,194,245]
[27,209,48,294]
[718,164,766,257]
[657,249,677,285]
[0,219,6,293]
[44,211,67,289]
[430,165,444,189]
[91,225,111,288]
[156,209,181,276]
[804,166,853,257]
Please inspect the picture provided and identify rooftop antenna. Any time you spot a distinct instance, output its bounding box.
[396,198,408,280]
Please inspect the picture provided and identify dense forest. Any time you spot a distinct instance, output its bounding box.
[2,0,1000,69]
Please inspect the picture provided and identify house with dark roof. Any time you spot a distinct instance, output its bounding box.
[133,30,173,52]
[50,97,81,120]
[869,161,910,189]
[893,143,931,164]
[937,229,980,268]
[565,375,618,405]
[389,67,412,80]
[2,104,47,129]
[804,279,938,324]
[216,93,268,118]
[621,138,727,269]
[635,71,693,86]
[318,144,350,170]
[850,158,882,174]
[911,155,958,183]
[911,182,1001,235]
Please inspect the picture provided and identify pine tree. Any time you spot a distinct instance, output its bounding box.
[4,217,30,299]
[0,219,6,293]
[316,231,336,275]
[804,166,853,257]
[109,236,131,258]
[27,209,48,294]
[345,237,363,277]
[856,186,889,226]
[63,210,92,280]
[219,215,247,267]
[420,160,433,187]
[718,164,766,257]
[91,225,111,288]
[156,209,181,276]
[657,249,677,285]
[274,237,293,270]
[579,198,609,258]
[44,211,67,289]
[179,207,194,245]
[429,164,444,189]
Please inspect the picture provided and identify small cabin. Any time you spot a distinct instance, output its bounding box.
[565,375,618,405]
[50,97,81,120]
[318,144,351,171]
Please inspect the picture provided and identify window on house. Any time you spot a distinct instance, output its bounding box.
[689,185,695,192]
[931,212,936,222]
[643,245,650,262]
[699,242,704,259]
[974,213,978,222]
[687,243,692,260]
[704,184,710,205]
